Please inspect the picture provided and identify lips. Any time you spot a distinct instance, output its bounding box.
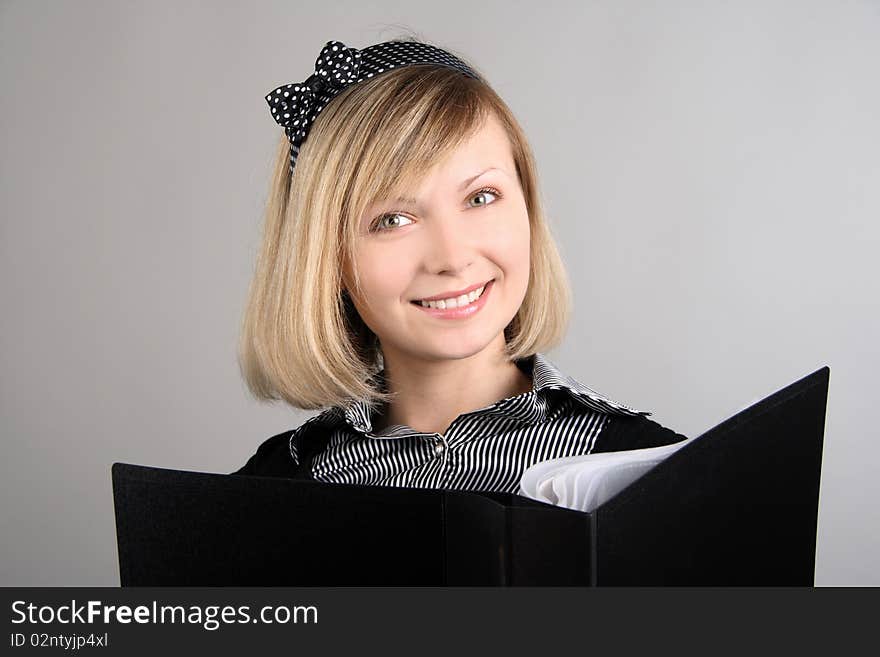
[410,279,494,319]
[412,279,494,303]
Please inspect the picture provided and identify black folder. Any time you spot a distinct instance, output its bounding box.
[112,366,828,586]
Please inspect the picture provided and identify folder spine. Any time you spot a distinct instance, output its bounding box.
[589,511,598,587]
[440,492,448,585]
[503,506,512,586]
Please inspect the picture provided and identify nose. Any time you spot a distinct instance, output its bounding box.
[422,216,474,275]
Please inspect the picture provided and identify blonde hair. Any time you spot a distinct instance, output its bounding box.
[239,40,572,413]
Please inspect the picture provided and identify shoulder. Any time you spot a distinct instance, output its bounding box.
[231,408,343,478]
[531,353,652,418]
[591,413,689,453]
[231,429,299,478]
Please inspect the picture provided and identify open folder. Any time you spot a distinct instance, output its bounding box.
[112,366,828,586]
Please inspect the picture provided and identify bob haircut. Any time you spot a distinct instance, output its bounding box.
[239,39,572,413]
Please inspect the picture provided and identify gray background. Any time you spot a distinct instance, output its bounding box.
[1,0,877,585]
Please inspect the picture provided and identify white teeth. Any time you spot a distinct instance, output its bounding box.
[418,284,486,309]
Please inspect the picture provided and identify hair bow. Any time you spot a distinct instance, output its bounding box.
[265,40,362,145]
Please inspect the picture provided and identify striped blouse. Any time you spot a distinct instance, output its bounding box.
[234,353,689,494]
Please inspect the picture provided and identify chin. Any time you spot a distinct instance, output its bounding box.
[408,333,502,362]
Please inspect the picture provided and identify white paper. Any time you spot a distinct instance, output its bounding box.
[518,438,694,512]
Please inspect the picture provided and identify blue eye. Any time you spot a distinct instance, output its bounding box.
[369,187,503,233]
[468,187,501,208]
[373,213,415,232]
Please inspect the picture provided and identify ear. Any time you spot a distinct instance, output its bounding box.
[340,279,353,303]
[339,262,349,290]
[340,266,355,298]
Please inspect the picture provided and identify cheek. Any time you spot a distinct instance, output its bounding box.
[490,212,531,277]
[353,246,414,305]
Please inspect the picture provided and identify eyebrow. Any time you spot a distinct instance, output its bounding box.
[391,167,504,205]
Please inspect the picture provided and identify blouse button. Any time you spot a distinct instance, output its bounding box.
[434,442,445,456]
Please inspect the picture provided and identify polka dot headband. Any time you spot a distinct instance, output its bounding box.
[265,39,481,175]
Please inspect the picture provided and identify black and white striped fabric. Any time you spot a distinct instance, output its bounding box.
[286,353,653,494]
[265,39,481,175]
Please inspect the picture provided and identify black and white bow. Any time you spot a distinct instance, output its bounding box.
[265,40,362,146]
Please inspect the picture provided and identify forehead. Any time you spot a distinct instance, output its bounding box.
[372,113,516,206]
[435,112,514,176]
[455,111,512,157]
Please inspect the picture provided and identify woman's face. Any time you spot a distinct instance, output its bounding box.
[346,112,531,365]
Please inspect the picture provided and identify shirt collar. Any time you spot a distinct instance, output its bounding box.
[329,352,650,440]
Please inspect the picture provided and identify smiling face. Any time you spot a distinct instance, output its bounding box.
[344,112,531,366]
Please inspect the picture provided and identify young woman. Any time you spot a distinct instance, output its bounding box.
[234,38,687,493]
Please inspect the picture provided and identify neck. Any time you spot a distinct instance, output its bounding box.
[374,336,534,437]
